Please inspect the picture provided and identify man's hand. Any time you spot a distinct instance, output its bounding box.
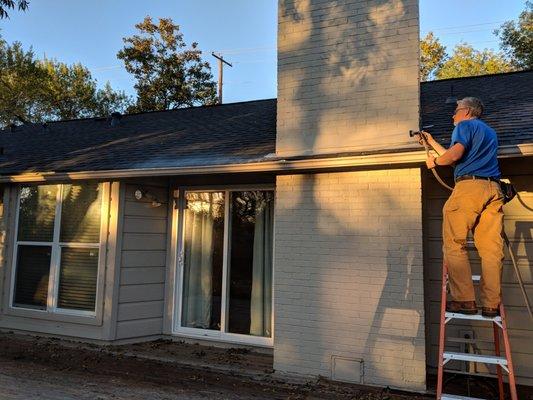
[426,154,436,169]
[420,131,433,144]
[416,131,433,146]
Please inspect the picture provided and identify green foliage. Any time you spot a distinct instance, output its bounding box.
[495,1,533,69]
[420,32,447,81]
[0,0,28,19]
[0,36,131,127]
[0,39,47,126]
[435,43,514,80]
[117,16,217,112]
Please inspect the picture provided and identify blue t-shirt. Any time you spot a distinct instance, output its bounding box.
[450,119,501,179]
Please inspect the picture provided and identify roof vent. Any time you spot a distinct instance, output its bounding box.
[445,96,458,104]
[445,84,457,104]
[110,112,122,127]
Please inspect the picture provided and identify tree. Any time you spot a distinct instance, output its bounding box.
[420,32,447,81]
[495,1,533,69]
[0,0,28,19]
[0,36,131,127]
[435,43,514,80]
[117,16,217,112]
[40,60,131,120]
[94,82,132,118]
[40,60,102,120]
[0,38,47,126]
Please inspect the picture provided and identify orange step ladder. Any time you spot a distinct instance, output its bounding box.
[436,261,518,400]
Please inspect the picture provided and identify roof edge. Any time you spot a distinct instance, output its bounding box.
[421,69,533,85]
[2,143,531,184]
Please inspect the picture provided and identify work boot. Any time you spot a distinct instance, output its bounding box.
[482,307,500,318]
[446,301,478,315]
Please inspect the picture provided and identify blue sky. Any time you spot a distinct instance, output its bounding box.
[0,1,525,104]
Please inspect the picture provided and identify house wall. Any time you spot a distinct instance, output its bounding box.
[423,158,533,386]
[115,178,169,340]
[0,182,120,341]
[276,0,420,157]
[273,168,426,390]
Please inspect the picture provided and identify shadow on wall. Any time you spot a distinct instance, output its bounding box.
[274,0,423,389]
[277,0,418,156]
[274,170,425,389]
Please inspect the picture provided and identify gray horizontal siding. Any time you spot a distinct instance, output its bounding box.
[423,158,533,385]
[116,181,169,340]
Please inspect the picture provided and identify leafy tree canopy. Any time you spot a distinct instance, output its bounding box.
[0,36,131,127]
[495,1,533,69]
[420,32,447,81]
[117,16,217,112]
[435,43,514,80]
[0,0,28,19]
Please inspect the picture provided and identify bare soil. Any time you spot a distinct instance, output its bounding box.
[0,332,432,400]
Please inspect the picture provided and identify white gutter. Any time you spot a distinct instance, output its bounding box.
[1,143,532,184]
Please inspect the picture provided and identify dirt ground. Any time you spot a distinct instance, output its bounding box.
[2,332,531,400]
[0,332,433,400]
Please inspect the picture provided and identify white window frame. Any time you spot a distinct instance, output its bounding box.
[8,182,109,321]
[171,185,274,347]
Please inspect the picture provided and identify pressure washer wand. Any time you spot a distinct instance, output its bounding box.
[410,126,454,191]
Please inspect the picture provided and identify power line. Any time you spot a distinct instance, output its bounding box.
[422,20,505,33]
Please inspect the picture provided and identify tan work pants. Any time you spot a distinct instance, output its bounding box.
[442,179,505,308]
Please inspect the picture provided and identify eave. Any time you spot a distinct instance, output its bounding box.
[1,143,532,184]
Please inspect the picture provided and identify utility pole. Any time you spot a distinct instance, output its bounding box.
[212,52,232,104]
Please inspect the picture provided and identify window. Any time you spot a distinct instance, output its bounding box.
[178,190,274,339]
[12,182,103,314]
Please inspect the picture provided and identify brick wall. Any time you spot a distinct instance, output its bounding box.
[273,168,425,390]
[277,0,420,156]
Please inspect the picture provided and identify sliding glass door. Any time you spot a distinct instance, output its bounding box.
[177,189,274,342]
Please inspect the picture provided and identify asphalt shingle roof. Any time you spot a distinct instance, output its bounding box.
[0,99,277,175]
[0,71,531,176]
[421,71,533,146]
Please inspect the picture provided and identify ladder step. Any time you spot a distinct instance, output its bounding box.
[443,352,507,366]
[445,312,501,323]
[442,394,486,400]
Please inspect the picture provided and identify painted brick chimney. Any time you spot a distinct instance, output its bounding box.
[276,0,420,156]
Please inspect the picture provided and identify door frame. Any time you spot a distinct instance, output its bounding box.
[169,185,275,347]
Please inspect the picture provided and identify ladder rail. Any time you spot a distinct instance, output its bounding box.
[499,303,518,400]
[437,262,448,400]
[437,262,518,400]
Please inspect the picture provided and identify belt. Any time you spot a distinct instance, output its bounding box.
[455,175,499,183]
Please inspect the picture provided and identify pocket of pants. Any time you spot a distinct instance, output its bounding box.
[444,198,460,213]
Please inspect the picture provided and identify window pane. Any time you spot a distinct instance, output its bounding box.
[58,247,98,311]
[228,191,274,337]
[60,182,102,243]
[13,245,51,309]
[181,192,225,330]
[17,185,58,242]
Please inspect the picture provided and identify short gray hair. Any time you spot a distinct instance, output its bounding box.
[457,97,484,117]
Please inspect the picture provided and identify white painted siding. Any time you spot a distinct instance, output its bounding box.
[115,180,169,340]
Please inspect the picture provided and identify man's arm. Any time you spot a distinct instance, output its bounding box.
[426,143,465,169]
[421,131,447,155]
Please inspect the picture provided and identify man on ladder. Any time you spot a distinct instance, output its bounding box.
[419,97,518,399]
[422,96,503,317]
